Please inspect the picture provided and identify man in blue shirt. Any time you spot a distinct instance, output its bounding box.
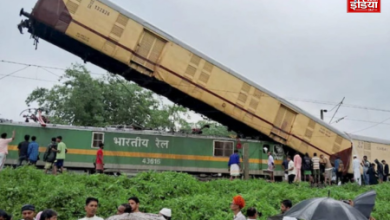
[27,136,39,165]
[228,150,240,181]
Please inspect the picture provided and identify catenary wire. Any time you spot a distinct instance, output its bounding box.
[2,59,390,114]
[0,66,30,80]
[2,60,390,138]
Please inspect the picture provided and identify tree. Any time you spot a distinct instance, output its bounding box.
[25,64,190,130]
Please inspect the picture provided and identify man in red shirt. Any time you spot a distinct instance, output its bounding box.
[96,143,104,174]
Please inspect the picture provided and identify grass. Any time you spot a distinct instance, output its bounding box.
[0,166,388,219]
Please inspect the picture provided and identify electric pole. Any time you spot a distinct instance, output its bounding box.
[320,109,327,120]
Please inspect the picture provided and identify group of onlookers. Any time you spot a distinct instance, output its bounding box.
[282,152,333,185]
[282,152,389,186]
[0,197,172,220]
[230,195,295,220]
[353,155,389,185]
[0,130,68,175]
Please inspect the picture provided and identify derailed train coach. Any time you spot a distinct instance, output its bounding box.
[0,121,285,178]
[348,134,390,174]
[17,0,376,173]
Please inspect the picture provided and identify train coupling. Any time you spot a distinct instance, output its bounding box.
[20,8,31,18]
[17,8,31,35]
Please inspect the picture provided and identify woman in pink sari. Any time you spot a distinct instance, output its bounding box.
[293,153,302,182]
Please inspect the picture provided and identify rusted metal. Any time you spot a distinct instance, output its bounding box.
[30,0,71,33]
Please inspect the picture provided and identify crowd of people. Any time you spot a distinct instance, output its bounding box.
[0,195,294,220]
[282,152,389,186]
[0,131,68,175]
[227,148,390,187]
[0,197,172,220]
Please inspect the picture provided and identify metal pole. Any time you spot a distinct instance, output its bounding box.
[243,143,250,180]
[329,97,345,124]
[320,110,324,120]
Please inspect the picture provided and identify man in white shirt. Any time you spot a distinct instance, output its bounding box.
[230,195,246,220]
[0,130,15,171]
[79,197,104,220]
[286,155,296,184]
[352,155,361,185]
[268,151,275,182]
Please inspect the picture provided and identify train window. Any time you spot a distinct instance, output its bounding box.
[213,141,234,157]
[91,132,104,148]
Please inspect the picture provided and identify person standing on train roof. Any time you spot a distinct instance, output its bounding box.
[311,153,320,185]
[361,156,370,185]
[267,151,275,182]
[352,155,361,185]
[382,160,389,182]
[228,149,241,181]
[0,130,15,171]
[27,136,39,166]
[293,153,302,182]
[54,136,67,175]
[17,134,30,166]
[95,143,104,174]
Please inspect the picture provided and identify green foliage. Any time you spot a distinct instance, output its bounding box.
[25,64,189,130]
[1,167,389,220]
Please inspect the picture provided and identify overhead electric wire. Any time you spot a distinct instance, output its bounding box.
[0,66,30,80]
[329,97,345,124]
[0,59,105,76]
[2,59,390,117]
[40,67,61,77]
[350,116,390,134]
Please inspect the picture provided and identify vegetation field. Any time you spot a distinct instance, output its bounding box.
[0,167,388,220]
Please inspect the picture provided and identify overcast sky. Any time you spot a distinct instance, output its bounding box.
[0,0,389,139]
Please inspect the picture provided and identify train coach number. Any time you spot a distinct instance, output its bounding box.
[94,5,110,16]
[142,158,161,165]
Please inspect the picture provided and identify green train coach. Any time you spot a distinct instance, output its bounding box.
[0,121,284,178]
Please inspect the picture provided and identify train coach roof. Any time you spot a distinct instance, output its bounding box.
[348,133,390,145]
[0,121,266,142]
[100,0,350,140]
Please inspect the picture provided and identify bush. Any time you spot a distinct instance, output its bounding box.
[0,167,388,219]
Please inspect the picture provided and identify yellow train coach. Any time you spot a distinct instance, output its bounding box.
[19,0,353,168]
[349,134,390,174]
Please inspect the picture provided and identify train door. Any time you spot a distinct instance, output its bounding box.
[91,131,105,173]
